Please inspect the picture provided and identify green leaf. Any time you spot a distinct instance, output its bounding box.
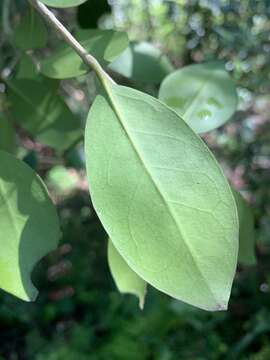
[14,8,47,50]
[0,117,16,153]
[232,188,256,266]
[40,30,129,79]
[46,165,78,194]
[159,62,238,133]
[85,82,238,311]
[39,0,87,8]
[7,76,82,151]
[0,150,61,300]
[109,41,174,84]
[16,53,39,80]
[108,239,147,309]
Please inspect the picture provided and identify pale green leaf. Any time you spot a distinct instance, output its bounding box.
[14,8,47,50]
[40,30,129,79]
[0,150,61,300]
[39,0,87,8]
[108,239,147,309]
[232,188,256,266]
[46,166,78,194]
[7,77,82,151]
[85,82,238,311]
[0,117,16,153]
[159,62,238,133]
[109,41,174,84]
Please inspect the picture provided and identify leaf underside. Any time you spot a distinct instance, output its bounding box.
[159,62,238,133]
[0,150,61,300]
[39,0,87,8]
[109,41,174,84]
[232,188,256,266]
[108,239,147,309]
[85,82,238,311]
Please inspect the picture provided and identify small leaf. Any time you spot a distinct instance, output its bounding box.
[7,75,82,151]
[159,62,238,133]
[39,0,87,7]
[40,30,129,79]
[46,166,78,194]
[109,41,174,84]
[85,82,238,311]
[108,239,147,309]
[232,188,256,266]
[0,150,61,300]
[0,117,16,153]
[14,8,47,50]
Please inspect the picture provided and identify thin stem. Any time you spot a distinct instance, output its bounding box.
[28,0,115,86]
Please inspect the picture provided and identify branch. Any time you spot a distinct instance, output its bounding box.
[28,0,114,85]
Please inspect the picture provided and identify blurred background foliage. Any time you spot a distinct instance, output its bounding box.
[0,0,270,359]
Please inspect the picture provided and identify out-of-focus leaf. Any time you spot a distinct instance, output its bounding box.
[159,62,237,133]
[14,8,47,50]
[0,117,16,153]
[232,188,256,266]
[108,239,147,309]
[7,77,82,151]
[109,41,174,84]
[85,82,238,311]
[16,53,39,80]
[77,0,111,29]
[40,30,129,79]
[46,166,78,194]
[39,0,87,7]
[0,150,61,300]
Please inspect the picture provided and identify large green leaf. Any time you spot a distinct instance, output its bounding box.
[159,62,238,133]
[109,42,174,84]
[7,77,82,151]
[40,30,129,79]
[108,239,147,309]
[85,82,238,311]
[39,0,87,7]
[0,117,15,153]
[232,188,256,266]
[0,150,61,300]
[14,8,47,50]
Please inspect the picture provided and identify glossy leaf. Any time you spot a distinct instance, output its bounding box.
[14,8,47,50]
[7,77,82,151]
[85,82,238,311]
[109,41,174,84]
[0,117,15,153]
[232,188,256,266]
[159,62,238,133]
[41,30,129,79]
[39,0,87,7]
[108,239,147,309]
[0,150,61,300]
